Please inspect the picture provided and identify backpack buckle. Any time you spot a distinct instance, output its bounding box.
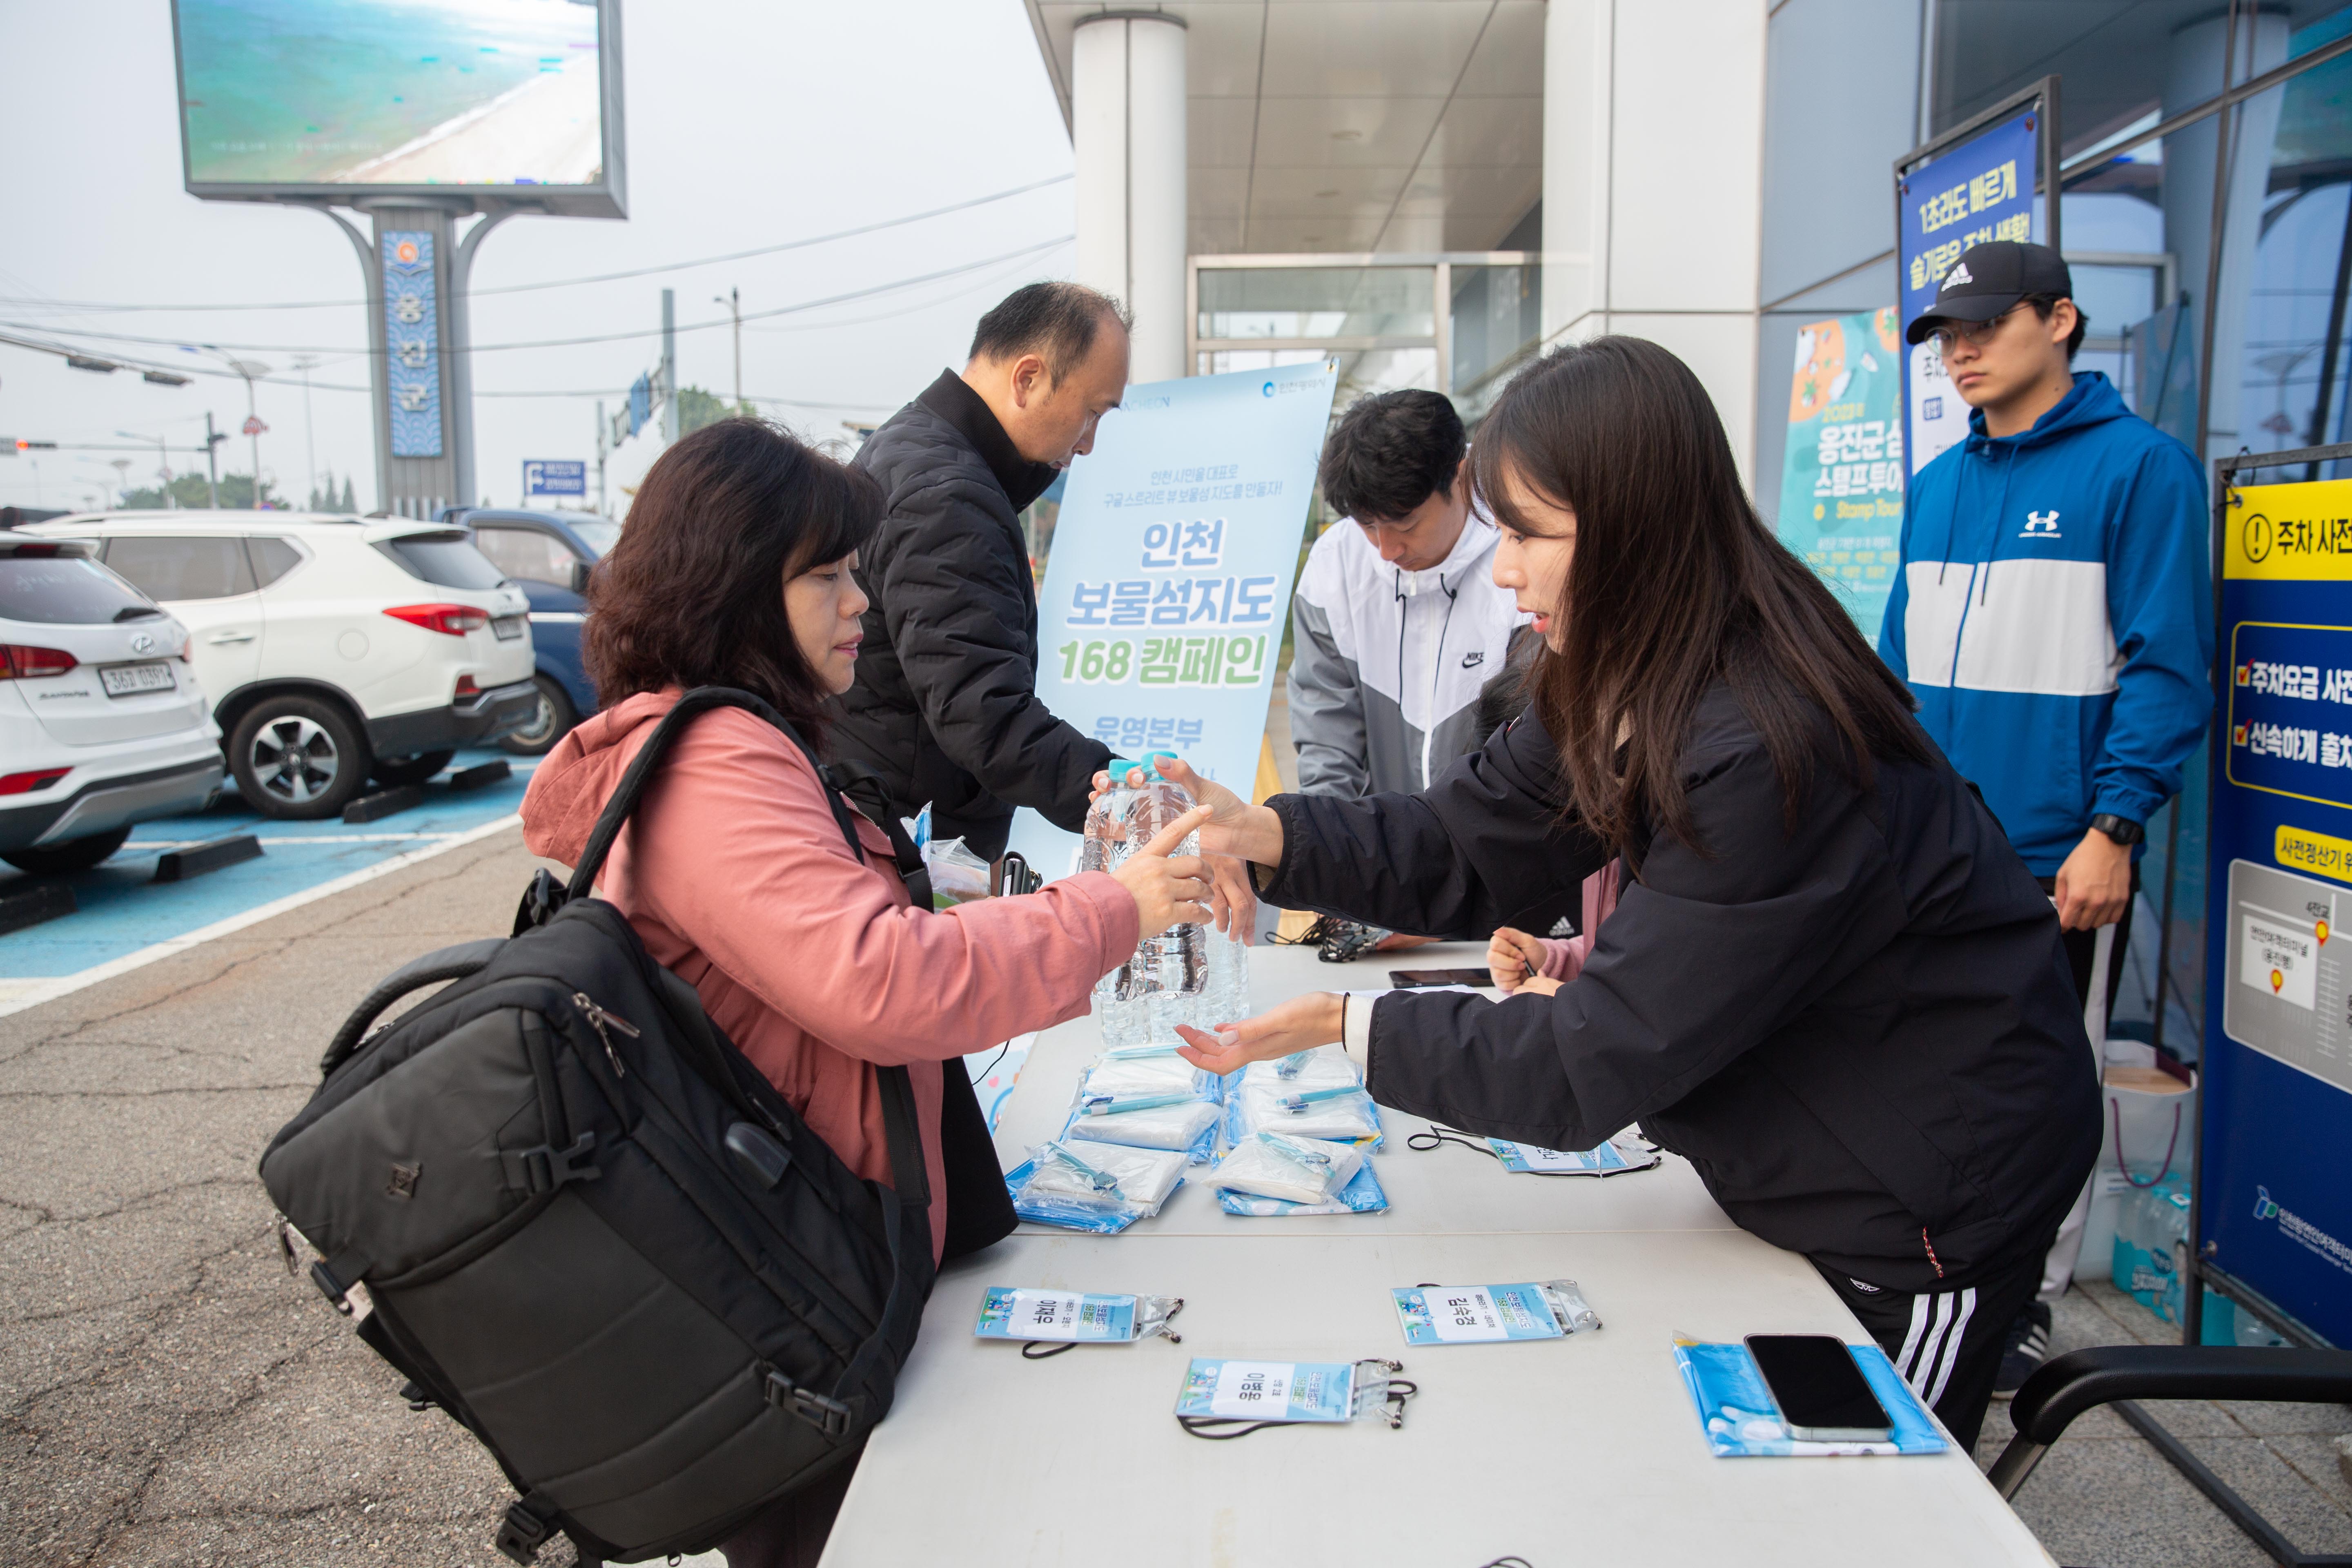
[494,1498,554,1564]
[502,1133,600,1196]
[763,1369,853,1438]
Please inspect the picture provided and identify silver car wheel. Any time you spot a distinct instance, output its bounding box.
[248,715,340,805]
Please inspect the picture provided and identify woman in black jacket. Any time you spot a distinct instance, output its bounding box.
[1167,336,2098,1449]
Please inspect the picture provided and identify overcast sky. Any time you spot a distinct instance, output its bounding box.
[0,0,1076,514]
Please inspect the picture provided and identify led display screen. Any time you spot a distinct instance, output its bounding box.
[174,0,607,192]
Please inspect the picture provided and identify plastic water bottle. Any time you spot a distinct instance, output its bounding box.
[1201,920,1250,1031]
[1081,754,1205,1046]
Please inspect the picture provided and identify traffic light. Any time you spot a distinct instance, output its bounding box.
[3,439,58,456]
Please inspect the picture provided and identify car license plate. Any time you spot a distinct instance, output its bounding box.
[99,661,177,697]
[492,616,526,641]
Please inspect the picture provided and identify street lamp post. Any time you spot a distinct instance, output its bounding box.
[109,457,132,507]
[195,346,270,506]
[292,354,319,508]
[716,286,741,414]
[118,430,176,508]
[202,413,222,509]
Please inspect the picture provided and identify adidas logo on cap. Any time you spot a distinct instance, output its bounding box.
[1940,262,1974,291]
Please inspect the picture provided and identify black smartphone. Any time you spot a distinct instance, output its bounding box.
[1388,968,1495,989]
[1742,1335,1893,1441]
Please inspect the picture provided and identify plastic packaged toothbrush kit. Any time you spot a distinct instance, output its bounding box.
[1673,1337,1947,1456]
[1062,1096,1222,1162]
[1211,1131,1390,1216]
[1391,1280,1601,1345]
[1173,1356,1417,1437]
[974,1286,1183,1357]
[1004,1140,1188,1233]
[1224,1080,1385,1151]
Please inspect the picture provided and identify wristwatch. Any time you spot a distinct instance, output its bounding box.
[2090,813,2145,846]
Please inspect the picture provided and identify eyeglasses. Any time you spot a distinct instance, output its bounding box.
[1926,306,2025,354]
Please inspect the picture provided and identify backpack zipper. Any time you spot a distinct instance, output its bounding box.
[572,991,640,1078]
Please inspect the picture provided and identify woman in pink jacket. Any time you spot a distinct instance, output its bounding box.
[520,419,1208,1568]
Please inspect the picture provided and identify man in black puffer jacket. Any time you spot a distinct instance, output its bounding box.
[840,283,1132,859]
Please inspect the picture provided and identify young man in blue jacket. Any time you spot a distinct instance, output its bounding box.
[1881,241,2212,1394]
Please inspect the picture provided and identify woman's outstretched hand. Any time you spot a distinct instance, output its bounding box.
[1090,755,1287,868]
[1107,805,1215,938]
[1174,991,1346,1075]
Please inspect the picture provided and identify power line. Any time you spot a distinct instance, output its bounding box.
[0,174,1074,316]
[0,236,1074,357]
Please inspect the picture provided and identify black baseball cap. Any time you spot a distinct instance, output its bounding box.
[1905,241,2073,344]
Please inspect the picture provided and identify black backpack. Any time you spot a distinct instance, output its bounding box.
[260,688,937,1566]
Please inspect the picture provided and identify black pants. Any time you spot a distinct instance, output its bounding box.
[1813,1240,2052,1452]
[2035,864,2140,1015]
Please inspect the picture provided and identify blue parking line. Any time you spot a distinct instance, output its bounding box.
[0,748,537,980]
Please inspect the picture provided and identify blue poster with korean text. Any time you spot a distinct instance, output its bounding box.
[1898,110,2038,478]
[2205,477,2352,1347]
[1004,360,1338,877]
[1776,308,1904,646]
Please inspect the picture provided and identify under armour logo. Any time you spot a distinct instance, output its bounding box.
[2021,510,2061,537]
[1941,262,1974,291]
[1461,650,1486,669]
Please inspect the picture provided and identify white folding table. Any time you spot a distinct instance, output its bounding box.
[819,941,2056,1566]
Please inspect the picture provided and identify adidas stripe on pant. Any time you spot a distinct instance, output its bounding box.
[1811,1242,2051,1452]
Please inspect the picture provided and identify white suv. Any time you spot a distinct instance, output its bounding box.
[0,533,224,872]
[24,514,537,820]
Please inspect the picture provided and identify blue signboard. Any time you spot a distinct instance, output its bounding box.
[1897,110,2039,478]
[1004,360,1339,875]
[382,230,443,459]
[627,372,652,439]
[2205,477,2352,1346]
[523,459,588,500]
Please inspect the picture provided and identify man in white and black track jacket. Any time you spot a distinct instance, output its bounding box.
[1289,390,1531,803]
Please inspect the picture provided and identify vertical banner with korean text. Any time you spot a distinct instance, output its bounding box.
[1777,308,1905,646]
[1897,109,2039,477]
[2203,476,2352,1346]
[1003,359,1339,878]
[381,230,443,459]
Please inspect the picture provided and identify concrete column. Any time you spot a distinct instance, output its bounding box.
[1541,0,1765,482]
[1072,11,1187,383]
[1540,0,1614,346]
[2163,8,2289,461]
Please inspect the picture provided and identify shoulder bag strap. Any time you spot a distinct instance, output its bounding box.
[820,756,935,912]
[564,686,930,1207]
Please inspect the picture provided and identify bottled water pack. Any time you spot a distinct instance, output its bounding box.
[1082,756,1248,1047]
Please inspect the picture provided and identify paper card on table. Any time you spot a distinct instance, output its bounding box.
[1211,1359,1292,1417]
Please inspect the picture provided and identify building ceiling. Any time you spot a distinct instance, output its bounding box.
[1024,0,1546,256]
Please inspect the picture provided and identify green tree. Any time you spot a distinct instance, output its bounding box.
[676,384,755,435]
[119,472,282,510]
[340,475,357,512]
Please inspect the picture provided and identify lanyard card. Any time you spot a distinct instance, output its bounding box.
[1391,1279,1601,1345]
[1174,1358,1358,1422]
[1490,1138,1659,1175]
[976,1287,1139,1343]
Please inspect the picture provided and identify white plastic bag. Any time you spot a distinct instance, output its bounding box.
[1212,1131,1363,1205]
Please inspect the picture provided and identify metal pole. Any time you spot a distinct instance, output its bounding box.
[450,207,518,509]
[294,354,318,507]
[596,399,608,517]
[204,411,220,509]
[244,370,261,506]
[723,285,741,412]
[660,288,677,441]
